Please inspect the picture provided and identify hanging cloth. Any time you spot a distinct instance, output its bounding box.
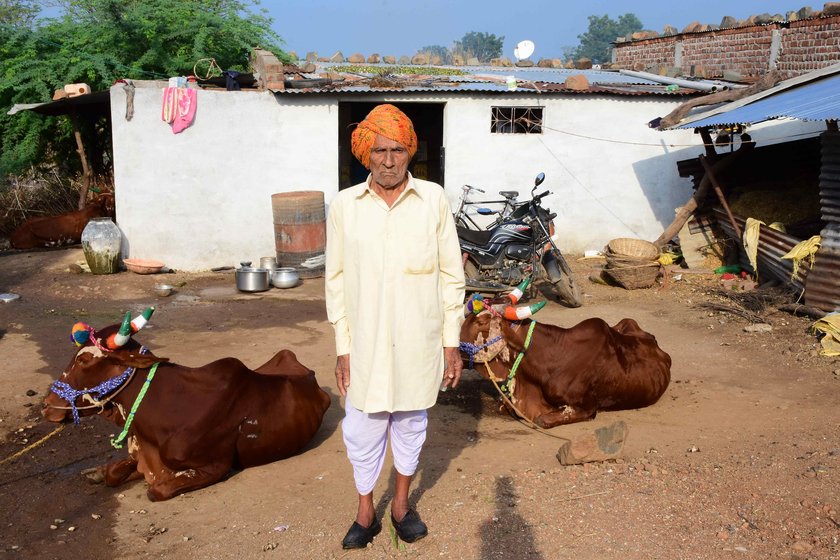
[742,217,764,277]
[161,87,198,134]
[781,235,821,281]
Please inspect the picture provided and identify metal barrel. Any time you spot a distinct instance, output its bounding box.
[271,191,326,278]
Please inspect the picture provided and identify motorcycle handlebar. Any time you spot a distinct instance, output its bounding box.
[534,190,551,202]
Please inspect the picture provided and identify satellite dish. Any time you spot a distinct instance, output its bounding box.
[514,40,535,61]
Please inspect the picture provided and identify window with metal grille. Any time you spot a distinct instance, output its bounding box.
[491,106,543,134]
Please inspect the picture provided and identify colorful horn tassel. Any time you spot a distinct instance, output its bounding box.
[71,322,92,346]
[130,307,155,333]
[467,294,485,314]
[506,278,532,304]
[107,312,133,349]
[502,300,546,321]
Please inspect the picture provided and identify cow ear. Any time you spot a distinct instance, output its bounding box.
[108,351,169,369]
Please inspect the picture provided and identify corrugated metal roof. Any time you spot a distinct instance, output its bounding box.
[672,62,840,129]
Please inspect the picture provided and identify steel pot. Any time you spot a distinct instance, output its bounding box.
[235,267,270,292]
[271,267,300,289]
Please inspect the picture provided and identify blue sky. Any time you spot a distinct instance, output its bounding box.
[260,0,803,59]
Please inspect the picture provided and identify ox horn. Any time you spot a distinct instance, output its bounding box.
[106,312,133,349]
[502,300,546,321]
[506,278,531,305]
[130,307,155,333]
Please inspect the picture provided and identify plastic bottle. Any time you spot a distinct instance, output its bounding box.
[714,264,742,274]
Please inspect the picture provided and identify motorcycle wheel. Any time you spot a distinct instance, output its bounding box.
[542,251,583,308]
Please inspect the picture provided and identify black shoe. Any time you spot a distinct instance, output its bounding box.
[390,508,428,543]
[341,518,382,549]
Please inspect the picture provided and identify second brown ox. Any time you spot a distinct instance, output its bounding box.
[43,317,331,501]
[10,192,115,250]
[460,311,671,428]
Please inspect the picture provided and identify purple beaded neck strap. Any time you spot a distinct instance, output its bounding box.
[50,346,148,424]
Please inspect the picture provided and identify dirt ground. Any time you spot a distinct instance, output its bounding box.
[0,246,838,560]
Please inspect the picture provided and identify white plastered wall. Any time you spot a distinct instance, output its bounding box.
[111,85,712,269]
[111,82,338,270]
[439,94,701,253]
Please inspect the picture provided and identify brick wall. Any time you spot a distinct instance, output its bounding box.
[613,15,840,78]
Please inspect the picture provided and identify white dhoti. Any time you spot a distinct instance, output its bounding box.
[342,397,428,495]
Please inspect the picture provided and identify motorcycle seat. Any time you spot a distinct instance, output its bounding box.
[500,190,519,199]
[457,227,493,246]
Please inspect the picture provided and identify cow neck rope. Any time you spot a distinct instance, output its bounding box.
[499,320,537,396]
[481,321,570,440]
[49,346,149,424]
[111,362,161,449]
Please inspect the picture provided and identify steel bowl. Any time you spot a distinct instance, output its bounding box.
[271,267,300,289]
[235,267,270,292]
[154,283,174,297]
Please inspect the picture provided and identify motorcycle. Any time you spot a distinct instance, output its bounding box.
[457,172,582,308]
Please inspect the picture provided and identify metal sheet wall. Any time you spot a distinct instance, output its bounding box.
[803,132,840,312]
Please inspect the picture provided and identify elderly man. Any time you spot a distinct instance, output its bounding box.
[325,104,465,549]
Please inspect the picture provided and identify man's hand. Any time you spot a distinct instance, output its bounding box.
[442,347,463,390]
[335,354,350,397]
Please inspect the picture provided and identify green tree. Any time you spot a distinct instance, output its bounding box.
[0,0,286,179]
[0,0,37,26]
[453,31,504,63]
[574,13,643,64]
[419,44,451,65]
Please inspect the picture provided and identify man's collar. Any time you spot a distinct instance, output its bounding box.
[356,173,422,200]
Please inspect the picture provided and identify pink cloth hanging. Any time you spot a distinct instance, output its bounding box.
[161,87,197,134]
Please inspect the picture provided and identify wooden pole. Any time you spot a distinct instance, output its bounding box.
[69,110,91,210]
[651,137,755,248]
[699,155,742,238]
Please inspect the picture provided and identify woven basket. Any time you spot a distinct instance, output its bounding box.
[605,238,659,261]
[606,254,657,269]
[604,262,661,289]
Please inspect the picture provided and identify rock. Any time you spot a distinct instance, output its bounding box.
[537,58,553,68]
[366,53,380,64]
[564,74,590,91]
[557,421,628,465]
[744,323,773,333]
[787,10,800,21]
[723,70,745,82]
[662,24,678,35]
[490,57,513,67]
[515,59,534,67]
[347,53,365,63]
[574,57,592,70]
[791,541,814,553]
[328,51,344,63]
[754,13,775,23]
[411,53,429,65]
[298,62,316,73]
[467,57,480,66]
[683,21,702,33]
[305,51,317,62]
[824,2,840,15]
[25,389,37,396]
[68,263,83,274]
[798,7,814,19]
[398,55,411,65]
[451,54,465,66]
[550,59,564,68]
[720,15,738,28]
[430,55,443,65]
[383,55,396,64]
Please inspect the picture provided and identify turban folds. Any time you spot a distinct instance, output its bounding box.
[351,104,418,169]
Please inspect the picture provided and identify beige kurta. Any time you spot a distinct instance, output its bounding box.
[325,174,466,413]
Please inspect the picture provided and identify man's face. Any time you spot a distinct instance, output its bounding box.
[369,133,410,190]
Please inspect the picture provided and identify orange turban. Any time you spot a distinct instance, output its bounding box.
[351,104,418,169]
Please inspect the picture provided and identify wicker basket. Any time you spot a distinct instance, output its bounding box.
[604,262,661,289]
[605,238,659,261]
[606,254,657,269]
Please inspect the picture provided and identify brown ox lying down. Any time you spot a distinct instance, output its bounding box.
[43,313,331,501]
[460,311,671,428]
[10,192,115,249]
